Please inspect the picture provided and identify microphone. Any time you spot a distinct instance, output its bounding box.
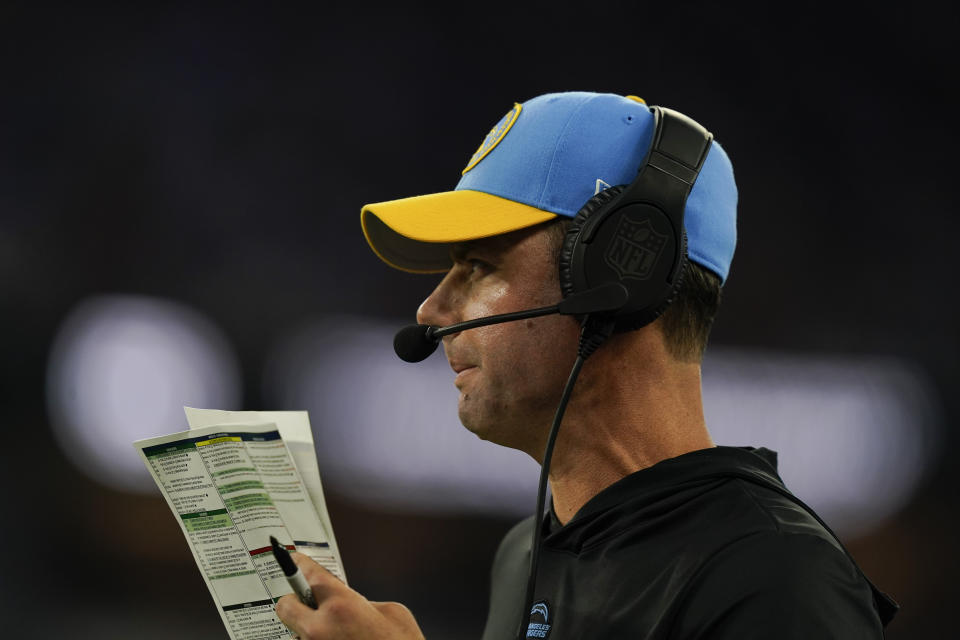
[393,283,629,362]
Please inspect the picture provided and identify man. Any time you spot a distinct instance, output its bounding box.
[276,92,897,638]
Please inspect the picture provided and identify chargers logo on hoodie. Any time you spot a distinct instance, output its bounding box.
[527,600,552,638]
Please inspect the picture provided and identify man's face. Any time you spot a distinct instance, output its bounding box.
[416,223,582,455]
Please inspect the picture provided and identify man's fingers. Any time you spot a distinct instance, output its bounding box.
[276,555,425,639]
[278,589,388,640]
[290,552,346,603]
[276,591,357,639]
[276,593,318,638]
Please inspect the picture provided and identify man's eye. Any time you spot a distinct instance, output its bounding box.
[468,259,492,274]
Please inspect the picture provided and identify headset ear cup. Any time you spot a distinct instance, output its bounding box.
[558,185,626,300]
[615,232,688,332]
[559,184,688,332]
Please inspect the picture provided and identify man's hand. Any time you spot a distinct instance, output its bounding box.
[275,552,425,640]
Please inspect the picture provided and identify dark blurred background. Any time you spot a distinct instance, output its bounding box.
[2,1,957,638]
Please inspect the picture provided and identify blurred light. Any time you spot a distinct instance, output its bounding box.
[702,348,941,538]
[46,295,242,492]
[264,315,941,538]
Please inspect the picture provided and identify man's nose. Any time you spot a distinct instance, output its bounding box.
[416,271,458,328]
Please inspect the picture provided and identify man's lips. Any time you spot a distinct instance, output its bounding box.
[450,362,475,374]
[449,362,478,385]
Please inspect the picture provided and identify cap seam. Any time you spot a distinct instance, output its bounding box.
[536,95,595,210]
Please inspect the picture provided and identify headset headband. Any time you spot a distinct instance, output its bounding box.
[561,106,714,330]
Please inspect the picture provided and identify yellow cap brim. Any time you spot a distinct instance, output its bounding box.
[361,189,558,273]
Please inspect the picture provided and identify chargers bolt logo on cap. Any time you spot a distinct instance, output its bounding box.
[462,102,522,175]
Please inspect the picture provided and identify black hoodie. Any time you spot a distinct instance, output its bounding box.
[481,447,897,639]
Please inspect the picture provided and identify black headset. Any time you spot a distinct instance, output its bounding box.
[392,107,715,363]
[558,106,713,332]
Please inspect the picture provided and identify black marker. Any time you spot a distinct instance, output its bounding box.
[270,535,318,609]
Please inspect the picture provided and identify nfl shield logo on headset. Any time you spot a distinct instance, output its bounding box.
[604,215,668,280]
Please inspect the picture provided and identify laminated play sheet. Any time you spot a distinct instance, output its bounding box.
[135,414,344,640]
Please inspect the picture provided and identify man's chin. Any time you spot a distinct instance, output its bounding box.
[457,407,487,440]
[458,408,524,451]
[458,405,498,443]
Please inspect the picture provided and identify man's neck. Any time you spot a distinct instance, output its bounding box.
[544,331,714,525]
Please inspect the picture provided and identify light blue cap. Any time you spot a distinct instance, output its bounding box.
[362,91,737,283]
